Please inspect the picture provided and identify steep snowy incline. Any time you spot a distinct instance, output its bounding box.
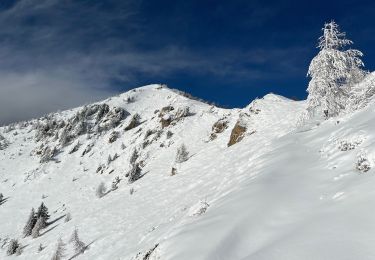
[4,83,374,260]
[160,101,375,260]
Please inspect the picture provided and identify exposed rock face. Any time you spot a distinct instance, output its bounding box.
[228,121,247,147]
[158,105,191,128]
[124,114,141,131]
[209,119,228,141]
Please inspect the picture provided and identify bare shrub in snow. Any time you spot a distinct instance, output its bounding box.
[175,144,189,163]
[69,228,86,254]
[171,167,177,176]
[96,182,107,198]
[6,239,20,256]
[40,146,57,163]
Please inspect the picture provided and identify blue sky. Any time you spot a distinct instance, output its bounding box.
[0,0,374,124]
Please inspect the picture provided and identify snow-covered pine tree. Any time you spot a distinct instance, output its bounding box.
[23,208,37,237]
[128,163,142,183]
[175,144,189,163]
[51,238,66,260]
[306,21,365,118]
[130,148,139,165]
[69,228,86,254]
[36,202,50,221]
[6,239,20,256]
[32,216,46,238]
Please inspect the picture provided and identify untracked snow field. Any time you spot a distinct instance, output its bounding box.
[1,85,375,259]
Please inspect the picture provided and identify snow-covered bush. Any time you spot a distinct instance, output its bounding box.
[356,153,371,173]
[39,145,57,163]
[112,176,121,190]
[96,182,107,198]
[338,139,362,151]
[68,141,81,154]
[108,131,120,143]
[306,21,366,119]
[130,149,139,165]
[6,239,20,256]
[189,200,210,217]
[0,134,9,150]
[175,144,189,163]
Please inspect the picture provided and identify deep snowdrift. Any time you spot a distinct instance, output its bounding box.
[1,84,374,260]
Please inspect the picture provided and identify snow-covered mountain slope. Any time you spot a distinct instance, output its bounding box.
[1,84,375,260]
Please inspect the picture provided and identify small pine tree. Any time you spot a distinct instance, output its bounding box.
[69,228,86,254]
[130,149,139,164]
[0,192,3,202]
[36,202,50,221]
[32,216,46,238]
[51,238,66,260]
[23,208,37,237]
[128,163,142,183]
[175,144,189,163]
[6,239,20,256]
[96,182,106,198]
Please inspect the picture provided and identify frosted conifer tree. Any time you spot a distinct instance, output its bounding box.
[51,238,66,260]
[23,208,37,237]
[128,163,142,183]
[175,144,189,163]
[306,21,365,118]
[32,216,46,238]
[69,228,86,254]
[36,202,50,221]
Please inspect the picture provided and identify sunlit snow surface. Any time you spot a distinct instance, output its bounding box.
[1,85,375,259]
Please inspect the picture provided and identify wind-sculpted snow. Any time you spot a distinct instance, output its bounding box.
[2,84,375,260]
